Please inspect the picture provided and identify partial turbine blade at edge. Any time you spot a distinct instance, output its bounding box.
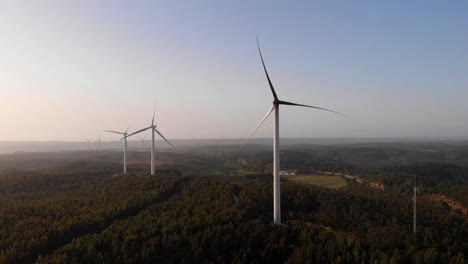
[124,126,152,139]
[249,104,275,139]
[278,100,349,117]
[154,128,175,148]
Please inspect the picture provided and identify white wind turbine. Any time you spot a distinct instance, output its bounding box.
[104,128,129,174]
[250,39,347,224]
[137,135,148,150]
[125,107,175,176]
[95,134,102,148]
[83,138,94,150]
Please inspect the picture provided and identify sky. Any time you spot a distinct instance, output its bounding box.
[0,1,467,141]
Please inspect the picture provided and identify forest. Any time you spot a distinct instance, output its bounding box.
[0,143,467,263]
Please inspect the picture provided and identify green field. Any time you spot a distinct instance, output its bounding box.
[287,174,348,189]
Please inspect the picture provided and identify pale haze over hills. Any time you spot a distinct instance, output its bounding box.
[2,137,468,154]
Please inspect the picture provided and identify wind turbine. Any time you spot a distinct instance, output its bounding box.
[250,39,347,224]
[104,128,129,174]
[83,138,94,150]
[95,134,102,148]
[413,176,422,234]
[125,107,175,176]
[137,135,148,150]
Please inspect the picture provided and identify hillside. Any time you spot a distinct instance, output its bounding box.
[0,159,466,263]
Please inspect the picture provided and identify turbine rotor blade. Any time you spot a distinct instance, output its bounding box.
[104,130,124,135]
[151,105,156,126]
[154,128,175,148]
[124,126,152,139]
[250,104,275,138]
[256,37,278,101]
[278,100,348,117]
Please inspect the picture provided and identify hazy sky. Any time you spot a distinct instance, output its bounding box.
[1,1,467,141]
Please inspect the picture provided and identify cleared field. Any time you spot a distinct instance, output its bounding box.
[287,175,347,189]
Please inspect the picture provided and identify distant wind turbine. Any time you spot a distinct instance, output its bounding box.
[250,38,347,224]
[104,128,129,174]
[137,135,148,150]
[413,176,420,234]
[125,107,175,176]
[95,134,102,148]
[83,138,94,150]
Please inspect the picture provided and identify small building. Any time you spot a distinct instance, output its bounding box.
[369,181,385,190]
[237,158,249,165]
[280,169,297,176]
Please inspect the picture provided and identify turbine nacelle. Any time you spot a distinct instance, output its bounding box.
[105,129,129,140]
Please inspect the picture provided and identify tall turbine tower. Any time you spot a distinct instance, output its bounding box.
[104,129,129,174]
[250,39,347,224]
[126,107,175,176]
[413,176,418,234]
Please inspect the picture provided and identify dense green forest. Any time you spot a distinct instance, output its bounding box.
[0,157,466,263]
